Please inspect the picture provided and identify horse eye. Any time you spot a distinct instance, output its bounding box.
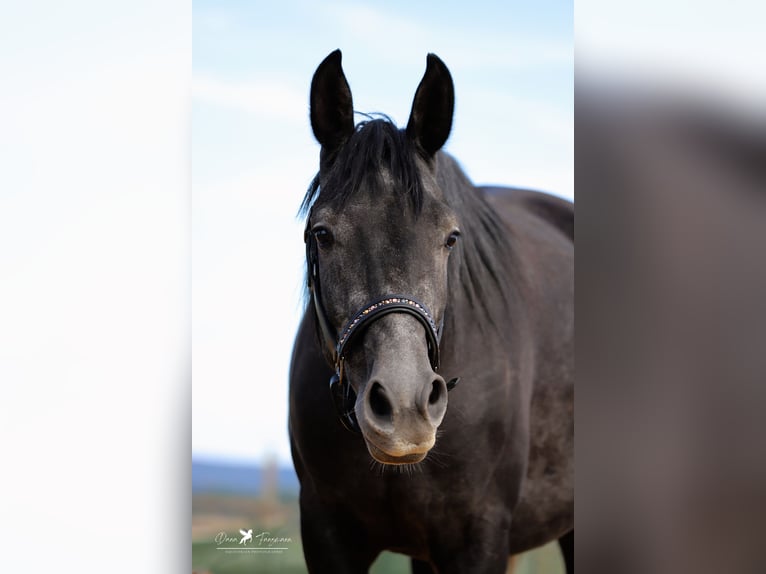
[313,226,334,248]
[445,230,461,249]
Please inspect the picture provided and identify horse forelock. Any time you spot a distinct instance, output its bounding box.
[300,117,426,217]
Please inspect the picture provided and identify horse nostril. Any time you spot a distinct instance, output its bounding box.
[368,382,392,421]
[425,378,448,424]
[428,380,442,405]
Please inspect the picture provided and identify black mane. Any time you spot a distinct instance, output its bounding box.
[435,153,525,341]
[300,117,426,216]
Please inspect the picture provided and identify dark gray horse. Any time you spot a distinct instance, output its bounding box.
[289,50,573,574]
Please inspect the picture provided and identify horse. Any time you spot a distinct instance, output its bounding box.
[289,50,573,574]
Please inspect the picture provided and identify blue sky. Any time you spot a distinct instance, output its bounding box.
[192,0,573,464]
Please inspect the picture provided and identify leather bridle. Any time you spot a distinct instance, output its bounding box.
[304,218,459,433]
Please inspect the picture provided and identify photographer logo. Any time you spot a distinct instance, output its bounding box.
[215,529,293,554]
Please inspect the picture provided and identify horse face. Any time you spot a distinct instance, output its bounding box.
[308,51,458,464]
[309,184,459,464]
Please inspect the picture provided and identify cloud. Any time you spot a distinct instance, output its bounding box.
[321,2,572,71]
[329,3,426,42]
[192,73,306,122]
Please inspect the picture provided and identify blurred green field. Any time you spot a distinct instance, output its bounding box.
[192,540,563,574]
[192,493,563,574]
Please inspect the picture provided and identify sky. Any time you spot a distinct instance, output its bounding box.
[191,0,573,464]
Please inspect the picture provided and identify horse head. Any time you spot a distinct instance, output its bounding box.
[304,50,459,465]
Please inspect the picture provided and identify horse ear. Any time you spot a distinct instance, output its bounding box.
[310,49,355,153]
[406,53,454,157]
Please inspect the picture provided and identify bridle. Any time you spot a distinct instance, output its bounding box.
[304,218,459,433]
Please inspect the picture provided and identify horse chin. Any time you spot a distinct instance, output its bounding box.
[364,439,430,466]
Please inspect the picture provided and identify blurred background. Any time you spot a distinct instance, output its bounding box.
[192,0,571,572]
[577,2,766,574]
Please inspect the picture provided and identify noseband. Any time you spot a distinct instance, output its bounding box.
[305,220,459,433]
